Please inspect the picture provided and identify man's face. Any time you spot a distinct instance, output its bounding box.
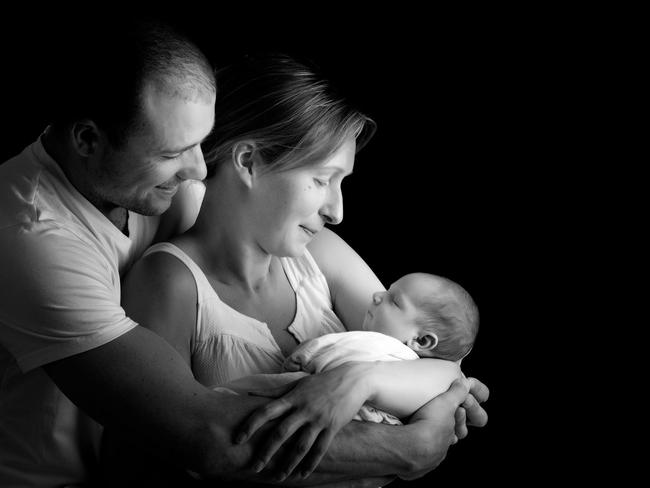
[90,84,215,216]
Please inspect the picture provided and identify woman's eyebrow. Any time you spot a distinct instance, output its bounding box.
[316,167,353,176]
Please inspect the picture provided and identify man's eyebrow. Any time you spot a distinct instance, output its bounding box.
[160,126,214,154]
[159,142,198,154]
[160,135,211,154]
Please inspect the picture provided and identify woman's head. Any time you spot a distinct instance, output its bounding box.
[200,53,375,257]
[203,53,375,178]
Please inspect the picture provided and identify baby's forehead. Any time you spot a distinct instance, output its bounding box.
[395,273,447,294]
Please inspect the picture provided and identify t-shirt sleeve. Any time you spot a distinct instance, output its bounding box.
[0,224,137,372]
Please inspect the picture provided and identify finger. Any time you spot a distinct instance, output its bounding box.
[296,428,336,479]
[438,378,471,411]
[273,426,322,481]
[451,434,459,445]
[467,377,490,403]
[463,394,488,427]
[247,380,298,399]
[250,414,305,473]
[235,399,291,444]
[454,407,468,440]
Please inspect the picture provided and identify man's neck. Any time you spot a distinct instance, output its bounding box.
[42,128,129,236]
[108,208,129,236]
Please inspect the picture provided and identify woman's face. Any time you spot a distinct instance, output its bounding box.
[252,137,356,257]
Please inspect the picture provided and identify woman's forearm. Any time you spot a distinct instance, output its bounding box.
[365,359,462,418]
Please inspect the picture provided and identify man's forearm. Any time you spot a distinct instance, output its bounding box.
[301,421,418,484]
[208,396,423,485]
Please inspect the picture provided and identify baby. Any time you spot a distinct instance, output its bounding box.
[363,272,478,361]
[221,273,479,424]
[282,272,479,424]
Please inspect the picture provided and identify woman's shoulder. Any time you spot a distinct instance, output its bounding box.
[125,242,196,303]
[122,242,198,360]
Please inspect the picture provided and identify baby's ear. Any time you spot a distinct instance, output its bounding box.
[408,332,439,353]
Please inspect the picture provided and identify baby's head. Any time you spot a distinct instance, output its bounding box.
[361,273,479,361]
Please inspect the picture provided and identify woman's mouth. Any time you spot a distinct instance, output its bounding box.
[300,225,316,237]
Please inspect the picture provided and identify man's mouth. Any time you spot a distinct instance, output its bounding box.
[155,183,179,194]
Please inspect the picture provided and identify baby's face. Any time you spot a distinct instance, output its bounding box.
[362,274,438,342]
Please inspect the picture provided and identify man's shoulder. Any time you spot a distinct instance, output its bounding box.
[0,143,44,226]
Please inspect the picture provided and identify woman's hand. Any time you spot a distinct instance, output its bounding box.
[234,361,375,481]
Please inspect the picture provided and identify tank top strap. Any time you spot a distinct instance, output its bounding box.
[281,249,326,292]
[141,242,212,306]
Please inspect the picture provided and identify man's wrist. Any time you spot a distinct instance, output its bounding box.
[395,419,446,480]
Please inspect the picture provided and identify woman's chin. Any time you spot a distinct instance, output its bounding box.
[275,243,308,258]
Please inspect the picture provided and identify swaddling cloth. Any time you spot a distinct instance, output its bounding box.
[284,331,420,425]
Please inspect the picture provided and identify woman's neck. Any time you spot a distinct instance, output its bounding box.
[184,185,275,292]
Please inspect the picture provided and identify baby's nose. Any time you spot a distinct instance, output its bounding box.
[372,292,383,305]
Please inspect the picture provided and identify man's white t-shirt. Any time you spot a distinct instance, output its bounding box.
[0,135,159,486]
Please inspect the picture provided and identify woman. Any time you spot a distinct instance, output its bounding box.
[122,53,488,482]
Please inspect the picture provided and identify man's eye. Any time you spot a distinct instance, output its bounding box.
[163,154,182,160]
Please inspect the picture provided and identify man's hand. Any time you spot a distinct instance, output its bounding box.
[399,378,471,480]
[234,362,375,481]
[453,377,489,441]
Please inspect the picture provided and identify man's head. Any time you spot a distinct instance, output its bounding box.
[362,273,479,361]
[47,19,216,216]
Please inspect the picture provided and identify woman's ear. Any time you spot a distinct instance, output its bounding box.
[232,141,261,188]
[408,332,439,353]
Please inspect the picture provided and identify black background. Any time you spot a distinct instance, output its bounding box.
[1,6,587,486]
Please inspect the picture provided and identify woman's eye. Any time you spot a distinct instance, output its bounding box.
[163,154,181,160]
[314,178,329,187]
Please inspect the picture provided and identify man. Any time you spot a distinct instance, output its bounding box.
[0,18,488,487]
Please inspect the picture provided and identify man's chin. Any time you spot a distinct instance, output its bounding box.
[127,198,171,217]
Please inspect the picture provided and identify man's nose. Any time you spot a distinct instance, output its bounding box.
[178,145,207,181]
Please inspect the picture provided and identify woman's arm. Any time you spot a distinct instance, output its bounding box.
[366,358,462,418]
[308,228,384,331]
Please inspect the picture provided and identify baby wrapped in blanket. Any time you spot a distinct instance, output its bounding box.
[221,273,479,424]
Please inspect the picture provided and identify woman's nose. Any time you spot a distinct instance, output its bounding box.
[320,186,343,225]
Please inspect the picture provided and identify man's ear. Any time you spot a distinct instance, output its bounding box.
[408,332,439,353]
[70,120,102,158]
[232,141,262,188]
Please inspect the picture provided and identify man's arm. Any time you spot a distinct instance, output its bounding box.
[44,325,473,485]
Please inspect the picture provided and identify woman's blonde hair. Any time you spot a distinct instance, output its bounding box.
[204,53,375,177]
